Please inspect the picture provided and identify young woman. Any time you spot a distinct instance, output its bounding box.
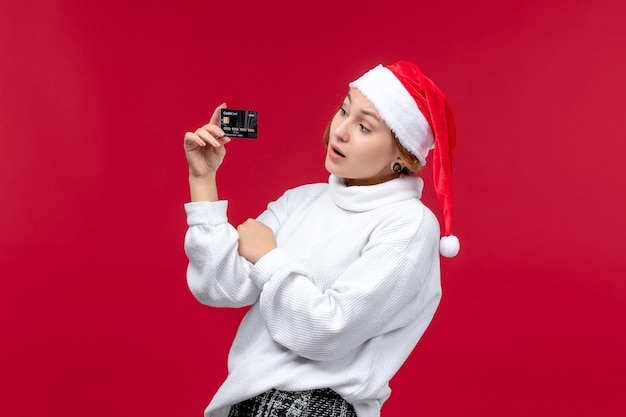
[183,61,459,417]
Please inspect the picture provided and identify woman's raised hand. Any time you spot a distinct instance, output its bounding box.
[184,103,232,178]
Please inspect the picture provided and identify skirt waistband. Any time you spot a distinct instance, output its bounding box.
[228,388,356,417]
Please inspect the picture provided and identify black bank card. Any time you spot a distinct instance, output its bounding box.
[220,108,258,139]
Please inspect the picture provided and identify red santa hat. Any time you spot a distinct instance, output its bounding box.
[350,61,460,257]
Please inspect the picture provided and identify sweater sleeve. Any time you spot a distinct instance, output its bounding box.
[184,200,259,308]
[249,206,442,361]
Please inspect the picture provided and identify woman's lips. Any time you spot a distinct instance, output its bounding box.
[329,145,345,160]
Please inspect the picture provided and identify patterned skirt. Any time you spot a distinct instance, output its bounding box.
[228,388,357,417]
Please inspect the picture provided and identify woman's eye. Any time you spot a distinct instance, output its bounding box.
[359,124,371,133]
[339,107,347,116]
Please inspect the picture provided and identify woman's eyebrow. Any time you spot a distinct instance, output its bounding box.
[360,109,382,123]
[345,92,381,122]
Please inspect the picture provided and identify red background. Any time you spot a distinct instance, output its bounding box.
[2,0,625,416]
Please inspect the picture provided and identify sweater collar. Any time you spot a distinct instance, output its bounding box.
[328,174,424,212]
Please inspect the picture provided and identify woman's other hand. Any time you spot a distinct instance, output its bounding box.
[237,219,277,264]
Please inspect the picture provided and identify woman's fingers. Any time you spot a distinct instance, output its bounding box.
[210,102,228,125]
[184,125,223,149]
[183,103,232,175]
[236,219,277,264]
[184,131,206,149]
[185,103,229,148]
[195,126,222,147]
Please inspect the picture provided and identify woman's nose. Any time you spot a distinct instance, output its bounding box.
[334,119,349,142]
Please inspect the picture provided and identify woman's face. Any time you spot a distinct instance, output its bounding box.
[325,88,400,186]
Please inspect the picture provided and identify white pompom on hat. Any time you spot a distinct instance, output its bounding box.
[350,61,460,257]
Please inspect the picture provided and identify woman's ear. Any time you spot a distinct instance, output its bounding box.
[399,155,422,174]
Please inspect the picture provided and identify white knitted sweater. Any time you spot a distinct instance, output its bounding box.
[184,174,442,417]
